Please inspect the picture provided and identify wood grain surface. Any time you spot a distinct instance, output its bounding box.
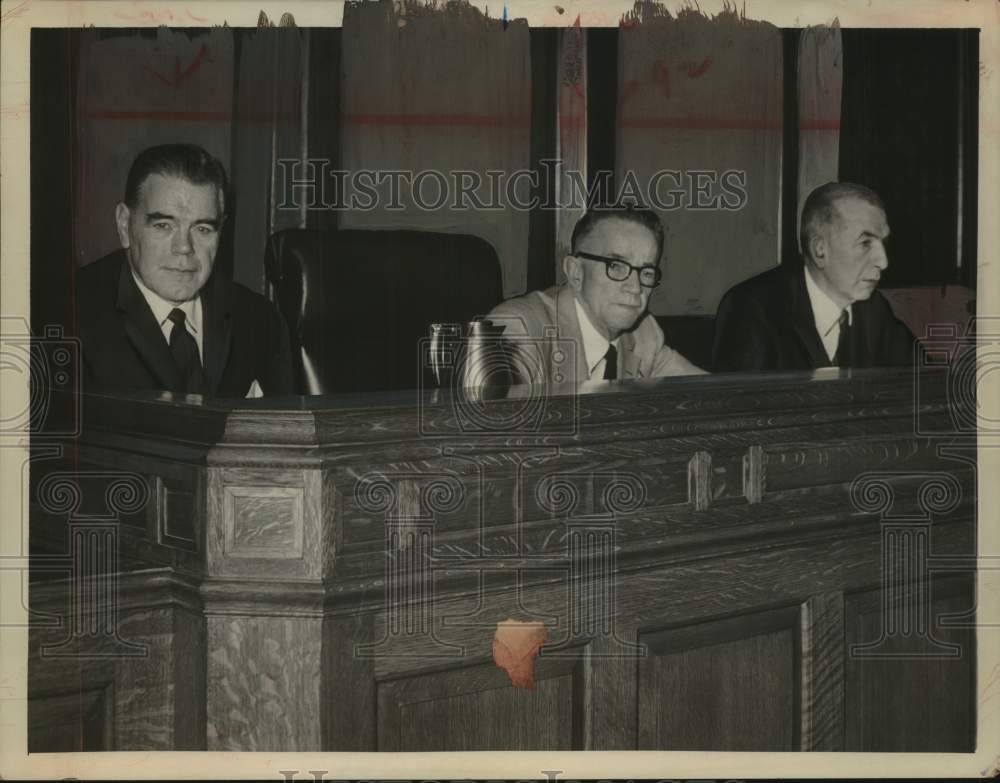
[29,368,976,751]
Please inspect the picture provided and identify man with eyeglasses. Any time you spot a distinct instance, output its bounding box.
[487,206,705,385]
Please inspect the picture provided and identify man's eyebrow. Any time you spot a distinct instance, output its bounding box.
[143,211,220,229]
[144,211,175,223]
[587,250,628,261]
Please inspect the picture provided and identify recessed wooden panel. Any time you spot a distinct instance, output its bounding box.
[156,476,198,549]
[377,660,576,750]
[28,683,113,752]
[638,607,800,750]
[223,486,304,559]
[844,577,974,751]
[800,591,846,751]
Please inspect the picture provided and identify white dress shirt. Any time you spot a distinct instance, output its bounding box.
[804,266,851,363]
[574,297,619,379]
[131,270,204,361]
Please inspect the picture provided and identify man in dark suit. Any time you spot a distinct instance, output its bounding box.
[712,182,915,372]
[75,144,294,397]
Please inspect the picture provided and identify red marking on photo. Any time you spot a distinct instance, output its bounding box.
[619,79,641,104]
[619,115,782,131]
[651,59,671,99]
[686,57,712,78]
[569,12,584,45]
[558,113,585,130]
[83,109,300,125]
[2,0,31,24]
[343,112,530,129]
[144,45,208,88]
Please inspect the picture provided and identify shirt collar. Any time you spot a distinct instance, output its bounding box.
[804,265,851,337]
[573,297,615,376]
[130,268,202,336]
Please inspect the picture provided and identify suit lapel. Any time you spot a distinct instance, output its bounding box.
[850,298,876,368]
[201,275,233,395]
[555,286,590,383]
[115,261,185,391]
[787,267,833,368]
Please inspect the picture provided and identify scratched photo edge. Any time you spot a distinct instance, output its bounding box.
[1,0,998,779]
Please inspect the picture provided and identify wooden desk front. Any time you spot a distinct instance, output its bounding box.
[28,368,977,752]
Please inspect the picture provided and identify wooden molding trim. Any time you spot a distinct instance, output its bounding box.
[743,444,766,504]
[200,578,327,617]
[687,450,712,511]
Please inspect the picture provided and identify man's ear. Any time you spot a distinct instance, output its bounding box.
[563,254,583,292]
[115,203,131,249]
[809,234,826,268]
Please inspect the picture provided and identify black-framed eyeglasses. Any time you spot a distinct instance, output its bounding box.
[574,251,662,288]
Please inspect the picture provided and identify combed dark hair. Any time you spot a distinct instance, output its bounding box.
[123,144,229,217]
[570,206,666,262]
[799,181,885,260]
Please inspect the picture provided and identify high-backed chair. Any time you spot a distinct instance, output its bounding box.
[264,229,504,394]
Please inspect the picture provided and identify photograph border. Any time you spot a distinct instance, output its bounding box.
[2,0,998,778]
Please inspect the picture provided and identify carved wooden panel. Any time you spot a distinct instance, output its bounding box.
[765,437,958,492]
[637,606,801,750]
[376,658,578,750]
[206,615,322,751]
[35,369,971,752]
[223,486,304,559]
[155,475,199,550]
[844,576,975,751]
[206,468,326,578]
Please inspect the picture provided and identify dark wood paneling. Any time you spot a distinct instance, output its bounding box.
[29,573,203,751]
[31,29,79,337]
[780,28,801,266]
[377,658,577,751]
[527,28,558,292]
[765,437,967,492]
[322,610,378,750]
[173,607,207,749]
[586,28,618,206]
[579,633,640,750]
[28,682,113,752]
[638,607,800,750]
[844,576,975,751]
[800,591,845,751]
[840,29,972,287]
[31,368,975,752]
[305,27,341,233]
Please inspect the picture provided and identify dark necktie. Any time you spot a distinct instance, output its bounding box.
[603,343,618,380]
[834,309,851,367]
[167,308,206,393]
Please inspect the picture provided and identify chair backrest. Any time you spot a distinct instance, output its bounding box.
[656,315,716,371]
[265,228,504,394]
